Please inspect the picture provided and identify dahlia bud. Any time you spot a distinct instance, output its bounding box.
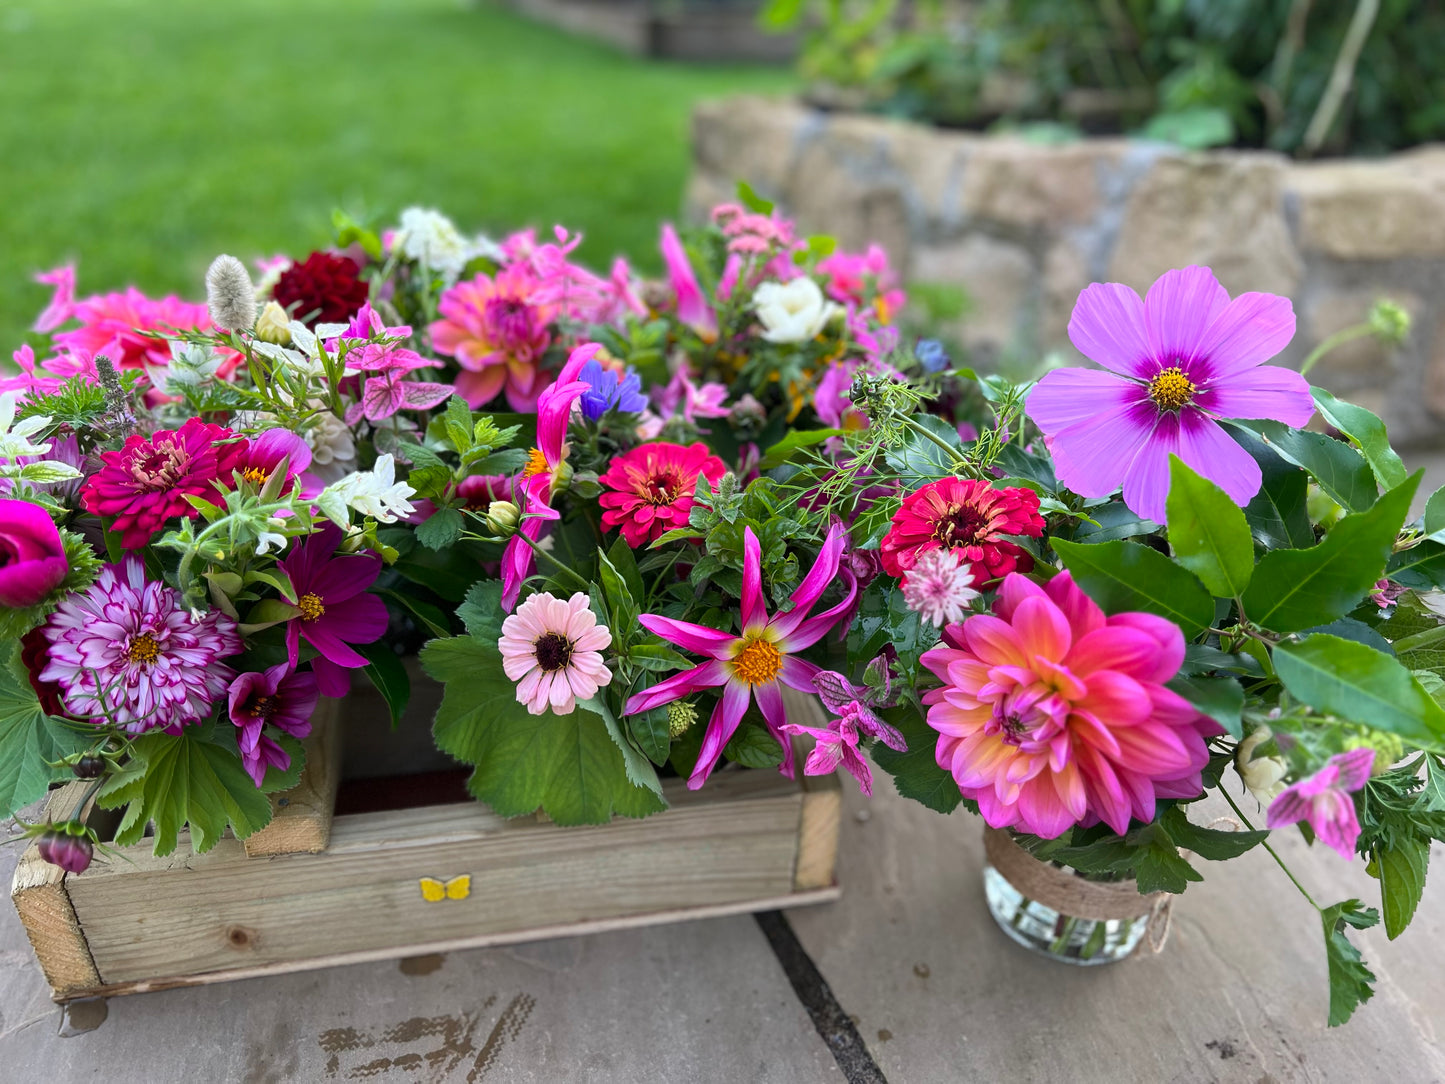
[1343,730,1405,776]
[206,254,258,331]
[254,300,292,345]
[37,826,93,874]
[485,500,520,536]
[1235,726,1288,804]
[1369,299,1410,346]
[666,700,698,738]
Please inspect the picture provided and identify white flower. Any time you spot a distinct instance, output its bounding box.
[901,548,980,627]
[254,518,290,556]
[255,301,292,345]
[154,340,224,391]
[1236,726,1289,804]
[322,454,416,524]
[752,278,842,344]
[0,391,54,460]
[395,207,498,283]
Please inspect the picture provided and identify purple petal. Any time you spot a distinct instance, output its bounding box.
[1176,411,1263,509]
[1196,365,1314,427]
[1332,747,1376,792]
[777,571,857,651]
[779,655,822,692]
[754,679,796,779]
[839,744,875,796]
[624,658,730,715]
[1313,792,1363,859]
[1026,367,1144,434]
[1266,784,1310,829]
[1067,282,1153,378]
[1143,266,1230,366]
[1047,397,1159,501]
[858,707,908,751]
[311,657,351,698]
[740,527,766,632]
[638,614,736,659]
[688,679,752,789]
[1119,412,1179,523]
[1191,291,1296,380]
[811,671,857,714]
[362,375,405,421]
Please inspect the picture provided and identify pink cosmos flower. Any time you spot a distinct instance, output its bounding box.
[921,571,1217,838]
[597,441,727,547]
[81,418,248,549]
[429,265,556,410]
[779,669,907,796]
[499,344,597,611]
[1266,748,1375,859]
[277,523,389,697]
[624,524,857,789]
[41,557,241,733]
[0,498,69,607]
[227,663,320,787]
[32,264,76,333]
[498,591,613,715]
[1026,266,1314,523]
[901,548,979,627]
[660,224,717,340]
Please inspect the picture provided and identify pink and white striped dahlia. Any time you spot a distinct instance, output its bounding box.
[40,557,241,733]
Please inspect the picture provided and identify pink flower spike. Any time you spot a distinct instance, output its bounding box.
[1266,748,1375,859]
[660,224,717,340]
[32,264,76,333]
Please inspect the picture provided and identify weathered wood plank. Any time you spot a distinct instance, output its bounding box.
[243,695,342,857]
[781,686,843,891]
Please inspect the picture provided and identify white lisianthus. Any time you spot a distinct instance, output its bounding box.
[321,454,416,525]
[1236,726,1289,804]
[752,278,842,344]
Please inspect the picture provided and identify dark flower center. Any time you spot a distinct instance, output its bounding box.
[933,503,989,547]
[250,694,278,721]
[534,632,574,672]
[640,468,685,506]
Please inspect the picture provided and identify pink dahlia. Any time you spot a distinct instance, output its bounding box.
[1266,748,1374,859]
[227,663,319,787]
[40,557,241,733]
[598,441,727,547]
[81,418,247,549]
[498,591,613,715]
[879,477,1044,580]
[920,572,1217,838]
[429,265,556,410]
[32,264,76,334]
[1026,265,1314,523]
[53,287,220,375]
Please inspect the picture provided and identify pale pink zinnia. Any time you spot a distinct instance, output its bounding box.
[1266,748,1375,859]
[921,571,1218,838]
[901,548,979,627]
[499,591,613,715]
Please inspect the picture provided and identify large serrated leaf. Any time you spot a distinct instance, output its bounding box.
[0,641,90,821]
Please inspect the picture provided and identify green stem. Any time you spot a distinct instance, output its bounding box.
[1221,784,1321,911]
[68,777,107,824]
[900,414,970,472]
[1299,323,1371,376]
[517,529,591,591]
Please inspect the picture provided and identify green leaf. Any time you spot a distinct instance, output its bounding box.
[456,580,505,643]
[97,725,274,855]
[724,719,784,769]
[1050,538,1214,639]
[415,507,464,550]
[1311,388,1409,492]
[1387,541,1445,591]
[0,641,89,820]
[1424,487,1445,540]
[357,642,411,728]
[1070,503,1159,543]
[1231,421,1377,512]
[578,696,663,797]
[736,178,776,213]
[758,428,844,470]
[1241,474,1417,633]
[1321,899,1378,1027]
[1159,805,1266,860]
[1141,106,1234,149]
[1167,674,1245,739]
[885,414,964,484]
[1165,456,1254,598]
[1368,836,1430,939]
[378,588,453,639]
[1274,634,1445,753]
[626,707,672,767]
[421,637,665,824]
[258,733,306,794]
[1130,824,1203,894]
[871,704,963,814]
[1233,426,1314,550]
[606,534,645,602]
[596,547,639,632]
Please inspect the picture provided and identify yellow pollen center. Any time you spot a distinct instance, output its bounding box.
[126,633,160,666]
[297,593,326,621]
[241,466,270,485]
[1148,366,1196,410]
[732,637,783,686]
[521,447,548,478]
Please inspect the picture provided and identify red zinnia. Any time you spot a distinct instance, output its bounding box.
[598,441,726,547]
[81,418,246,549]
[273,252,369,325]
[879,478,1044,581]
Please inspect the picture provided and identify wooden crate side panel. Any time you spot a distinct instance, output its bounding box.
[243,695,342,857]
[69,791,804,983]
[780,686,843,891]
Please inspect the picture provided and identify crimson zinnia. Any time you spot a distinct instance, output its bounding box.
[598,441,726,547]
[273,252,369,325]
[879,477,1043,581]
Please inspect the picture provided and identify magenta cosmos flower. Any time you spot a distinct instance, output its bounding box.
[277,523,388,697]
[0,499,68,607]
[41,557,241,733]
[498,591,613,715]
[921,571,1217,838]
[624,524,857,789]
[1026,266,1314,523]
[227,663,319,786]
[1266,747,1374,859]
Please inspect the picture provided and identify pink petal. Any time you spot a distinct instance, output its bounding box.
[1010,596,1072,661]
[1046,396,1159,502]
[779,655,822,692]
[740,527,766,632]
[624,658,730,715]
[1026,367,1143,435]
[1119,411,1178,523]
[1142,266,1230,366]
[1066,281,1153,378]
[785,523,846,618]
[1191,291,1296,379]
[1176,410,1263,509]
[638,614,735,659]
[754,679,796,779]
[688,680,752,789]
[775,572,857,651]
[1196,364,1314,427]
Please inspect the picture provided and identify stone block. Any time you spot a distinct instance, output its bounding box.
[1041,238,1091,352]
[1424,311,1445,418]
[786,133,912,270]
[911,234,1034,355]
[958,139,1126,229]
[690,95,807,200]
[1108,153,1301,298]
[1289,152,1445,259]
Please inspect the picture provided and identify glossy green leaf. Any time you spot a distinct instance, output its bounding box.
[1159,805,1266,860]
[1232,426,1314,549]
[1424,487,1445,541]
[1051,538,1214,639]
[1165,456,1254,598]
[1069,502,1159,543]
[357,641,411,728]
[1368,836,1429,939]
[1387,541,1445,591]
[872,704,963,815]
[1312,388,1408,492]
[1232,420,1377,512]
[1167,674,1245,738]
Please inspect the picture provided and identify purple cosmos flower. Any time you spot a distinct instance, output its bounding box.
[623,525,857,789]
[577,358,647,420]
[227,663,320,787]
[1026,266,1314,523]
[1266,747,1374,859]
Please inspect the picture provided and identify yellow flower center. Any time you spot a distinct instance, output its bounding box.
[732,637,783,686]
[522,447,548,478]
[241,466,270,485]
[126,633,160,666]
[1147,366,1196,411]
[297,592,326,621]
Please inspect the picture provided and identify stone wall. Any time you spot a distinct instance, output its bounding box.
[687,96,1445,446]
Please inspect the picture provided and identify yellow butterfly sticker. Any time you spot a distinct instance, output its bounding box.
[418,875,471,902]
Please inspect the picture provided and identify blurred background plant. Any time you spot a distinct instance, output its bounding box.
[760,0,1445,155]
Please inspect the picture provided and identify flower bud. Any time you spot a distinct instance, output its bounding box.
[485,500,520,536]
[254,300,292,345]
[1235,726,1288,804]
[1369,299,1410,346]
[72,754,106,780]
[37,828,93,874]
[666,700,698,738]
[205,254,258,332]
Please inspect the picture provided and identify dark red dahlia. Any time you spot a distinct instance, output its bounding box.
[80,418,247,549]
[879,478,1044,582]
[20,627,67,718]
[273,252,369,325]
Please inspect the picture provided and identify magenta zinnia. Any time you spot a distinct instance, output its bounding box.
[40,557,241,733]
[598,441,726,548]
[623,524,856,789]
[498,592,613,715]
[879,477,1044,581]
[920,572,1217,838]
[1026,265,1313,523]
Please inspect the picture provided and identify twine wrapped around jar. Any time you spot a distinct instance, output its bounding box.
[983,827,1174,952]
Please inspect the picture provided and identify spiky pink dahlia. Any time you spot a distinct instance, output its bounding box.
[81,418,247,549]
[40,557,241,733]
[499,591,613,715]
[921,572,1217,838]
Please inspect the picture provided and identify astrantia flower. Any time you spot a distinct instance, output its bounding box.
[598,442,726,547]
[879,477,1044,581]
[273,251,369,325]
[578,356,647,421]
[41,557,241,733]
[81,418,247,549]
[1026,265,1313,523]
[624,525,857,789]
[901,548,979,627]
[498,591,613,715]
[428,265,555,410]
[227,663,319,787]
[921,572,1217,838]
[1266,748,1374,859]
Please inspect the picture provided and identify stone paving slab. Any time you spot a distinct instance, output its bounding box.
[787,776,1445,1084]
[0,832,843,1084]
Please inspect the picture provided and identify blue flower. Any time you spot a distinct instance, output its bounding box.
[915,339,951,374]
[578,359,648,421]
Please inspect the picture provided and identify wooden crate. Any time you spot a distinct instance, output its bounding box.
[10,690,841,1002]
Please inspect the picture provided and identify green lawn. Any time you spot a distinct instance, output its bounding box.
[0,0,791,352]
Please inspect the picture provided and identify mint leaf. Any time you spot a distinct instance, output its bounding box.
[1159,805,1266,860]
[416,507,464,550]
[1129,823,1203,894]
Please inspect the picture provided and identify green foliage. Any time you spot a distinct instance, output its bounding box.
[1321,900,1378,1027]
[870,703,964,815]
[1311,389,1408,493]
[1050,538,1214,640]
[1232,422,1378,513]
[1165,456,1253,599]
[357,642,411,728]
[0,641,90,821]
[1167,674,1244,739]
